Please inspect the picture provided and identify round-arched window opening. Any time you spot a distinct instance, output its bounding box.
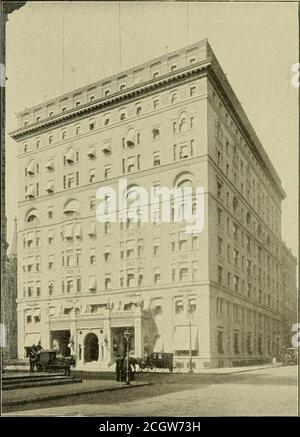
[26,210,40,226]
[233,197,238,211]
[84,333,99,363]
[177,179,194,189]
[63,199,81,217]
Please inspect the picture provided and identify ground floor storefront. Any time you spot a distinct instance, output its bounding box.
[17,289,287,371]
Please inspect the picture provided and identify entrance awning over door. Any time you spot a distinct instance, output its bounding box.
[173,326,198,350]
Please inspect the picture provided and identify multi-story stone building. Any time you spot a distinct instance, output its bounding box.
[10,39,297,370]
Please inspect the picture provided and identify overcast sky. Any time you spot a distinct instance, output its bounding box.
[5,1,298,258]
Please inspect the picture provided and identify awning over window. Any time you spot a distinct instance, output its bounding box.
[46,181,54,193]
[33,308,41,317]
[27,160,35,175]
[65,224,74,240]
[66,148,74,163]
[173,326,198,351]
[89,276,97,290]
[88,222,96,236]
[26,185,35,198]
[102,143,111,153]
[87,146,96,158]
[104,246,111,254]
[24,333,41,346]
[126,129,135,147]
[64,200,79,214]
[46,160,54,170]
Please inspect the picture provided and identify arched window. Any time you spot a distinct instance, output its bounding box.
[26,160,35,176]
[63,199,81,217]
[25,209,40,226]
[173,171,195,188]
[179,112,187,132]
[66,147,75,164]
[126,128,135,147]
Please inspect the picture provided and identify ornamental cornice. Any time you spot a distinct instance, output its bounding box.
[9,61,211,141]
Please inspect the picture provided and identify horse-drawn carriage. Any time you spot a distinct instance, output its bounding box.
[25,347,75,375]
[136,352,174,373]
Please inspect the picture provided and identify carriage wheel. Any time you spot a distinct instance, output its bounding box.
[35,362,45,372]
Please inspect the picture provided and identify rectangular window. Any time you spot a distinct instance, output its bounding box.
[234,275,239,292]
[153,99,159,109]
[105,275,111,290]
[89,119,95,130]
[153,151,160,166]
[217,207,222,225]
[154,267,161,284]
[104,165,111,179]
[175,300,184,314]
[153,238,160,256]
[190,86,196,97]
[126,270,135,287]
[89,169,95,183]
[218,265,223,284]
[217,236,223,256]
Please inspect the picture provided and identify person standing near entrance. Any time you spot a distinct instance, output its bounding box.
[115,354,123,382]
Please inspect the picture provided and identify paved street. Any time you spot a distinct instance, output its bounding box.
[3,365,298,417]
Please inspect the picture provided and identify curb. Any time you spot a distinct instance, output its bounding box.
[2,382,153,407]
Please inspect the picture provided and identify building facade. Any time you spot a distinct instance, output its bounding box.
[10,39,297,370]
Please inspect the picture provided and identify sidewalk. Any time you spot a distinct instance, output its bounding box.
[2,379,152,407]
[189,363,282,375]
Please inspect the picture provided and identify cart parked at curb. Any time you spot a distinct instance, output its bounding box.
[25,347,75,375]
[136,352,174,373]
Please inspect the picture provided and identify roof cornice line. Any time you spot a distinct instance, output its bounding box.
[10,62,210,140]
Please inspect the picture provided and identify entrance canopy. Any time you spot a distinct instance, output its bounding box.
[173,326,198,351]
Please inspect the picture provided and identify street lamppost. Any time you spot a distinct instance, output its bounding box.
[124,329,132,385]
[188,304,193,373]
